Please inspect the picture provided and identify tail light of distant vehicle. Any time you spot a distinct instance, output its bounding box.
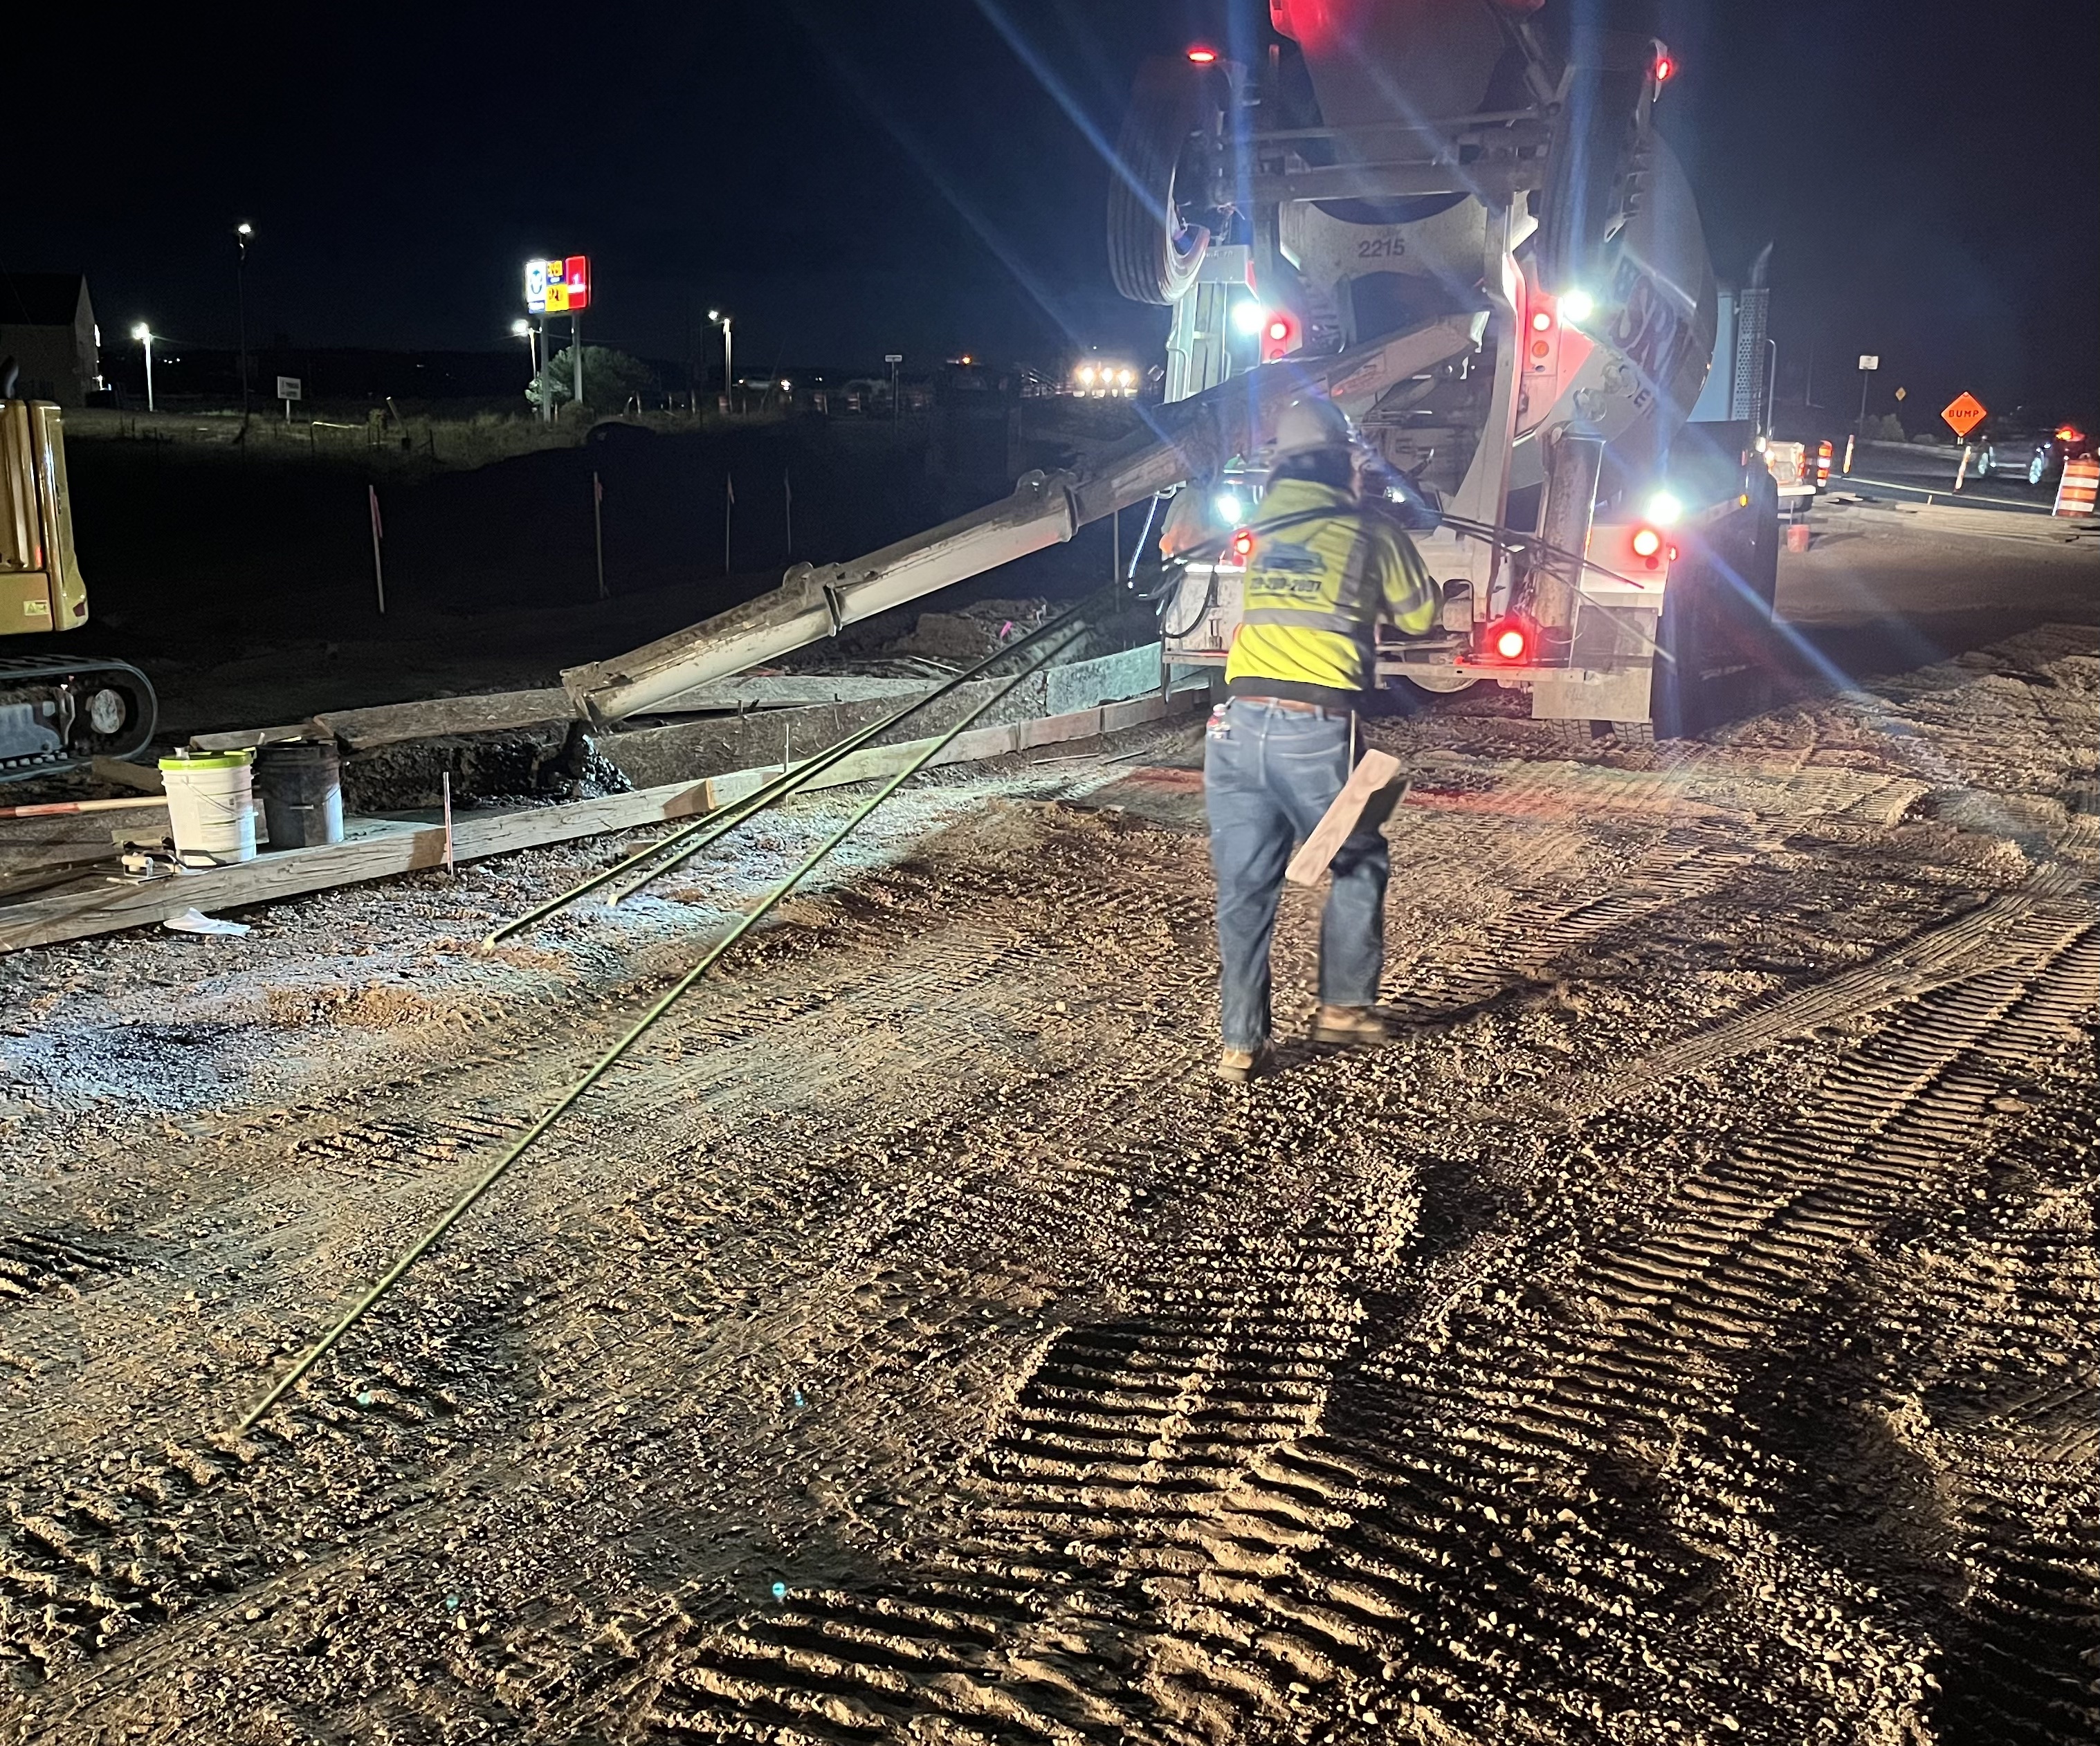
[1816,440,1833,486]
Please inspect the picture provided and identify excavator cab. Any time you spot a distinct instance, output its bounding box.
[0,361,157,778]
[1,391,89,636]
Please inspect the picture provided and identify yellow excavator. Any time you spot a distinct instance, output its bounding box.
[0,360,157,778]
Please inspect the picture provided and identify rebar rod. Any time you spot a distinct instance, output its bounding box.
[235,632,1080,1435]
[482,590,1112,950]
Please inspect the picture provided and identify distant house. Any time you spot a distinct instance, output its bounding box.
[0,273,101,407]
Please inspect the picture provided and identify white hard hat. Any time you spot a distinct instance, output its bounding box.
[1270,394,1353,461]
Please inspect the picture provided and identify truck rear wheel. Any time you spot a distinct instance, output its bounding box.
[1108,58,1224,305]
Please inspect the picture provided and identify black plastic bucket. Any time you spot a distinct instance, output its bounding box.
[255,739,344,849]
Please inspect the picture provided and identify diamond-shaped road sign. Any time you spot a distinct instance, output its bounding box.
[1942,392,1987,439]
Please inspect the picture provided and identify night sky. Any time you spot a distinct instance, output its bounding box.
[15,1,2096,420]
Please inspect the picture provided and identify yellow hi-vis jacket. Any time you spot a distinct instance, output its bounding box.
[1224,477,1438,707]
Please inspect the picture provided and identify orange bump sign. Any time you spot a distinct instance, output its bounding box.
[1942,391,1987,439]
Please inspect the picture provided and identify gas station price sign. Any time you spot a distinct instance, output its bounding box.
[525,257,591,315]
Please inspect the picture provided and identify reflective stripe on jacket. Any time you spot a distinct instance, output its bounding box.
[1224,477,1437,703]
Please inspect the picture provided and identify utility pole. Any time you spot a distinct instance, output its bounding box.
[1856,353,1879,440]
[573,309,585,414]
[886,352,902,429]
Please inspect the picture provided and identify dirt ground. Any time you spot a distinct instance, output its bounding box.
[1,550,2096,1740]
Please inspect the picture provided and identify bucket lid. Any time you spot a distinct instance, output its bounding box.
[161,749,255,771]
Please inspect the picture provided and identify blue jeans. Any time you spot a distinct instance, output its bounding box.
[1203,698,1389,1051]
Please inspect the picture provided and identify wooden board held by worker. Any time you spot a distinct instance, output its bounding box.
[1285,749,1404,886]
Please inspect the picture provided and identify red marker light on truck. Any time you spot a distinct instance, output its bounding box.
[1186,45,1218,64]
[1231,529,1256,560]
[1483,617,1531,662]
[1631,526,1663,558]
[1653,52,1676,84]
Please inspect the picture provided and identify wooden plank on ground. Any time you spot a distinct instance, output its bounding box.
[1285,750,1403,887]
[318,688,576,749]
[0,780,712,955]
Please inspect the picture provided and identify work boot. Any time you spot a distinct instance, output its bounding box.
[1310,1004,1386,1047]
[1216,1043,1273,1084]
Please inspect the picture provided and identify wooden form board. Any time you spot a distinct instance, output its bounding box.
[317,688,576,750]
[1284,750,1403,887]
[0,689,1203,955]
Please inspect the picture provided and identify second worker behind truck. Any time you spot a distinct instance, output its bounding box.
[1205,395,1439,1083]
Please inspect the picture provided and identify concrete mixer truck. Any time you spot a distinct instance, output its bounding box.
[560,0,1779,739]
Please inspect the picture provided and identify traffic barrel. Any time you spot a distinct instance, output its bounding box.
[2054,455,2099,517]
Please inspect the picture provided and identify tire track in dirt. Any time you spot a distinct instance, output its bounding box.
[0,821,1235,1717]
[1115,897,2096,1743]
[593,886,2095,1745]
[0,791,2018,1709]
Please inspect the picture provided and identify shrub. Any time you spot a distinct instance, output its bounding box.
[529,346,657,413]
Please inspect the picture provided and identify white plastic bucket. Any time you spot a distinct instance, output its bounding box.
[159,750,257,867]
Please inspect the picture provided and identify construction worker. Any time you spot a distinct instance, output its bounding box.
[1205,395,1438,1083]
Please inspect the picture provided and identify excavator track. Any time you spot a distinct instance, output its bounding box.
[0,654,158,782]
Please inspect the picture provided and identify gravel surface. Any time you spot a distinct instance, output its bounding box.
[0,626,2093,1746]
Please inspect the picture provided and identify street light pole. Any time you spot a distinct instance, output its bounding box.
[511,320,539,418]
[708,310,734,414]
[234,221,254,423]
[131,324,155,413]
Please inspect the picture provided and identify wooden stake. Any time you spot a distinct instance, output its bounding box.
[367,484,387,614]
[592,470,608,598]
